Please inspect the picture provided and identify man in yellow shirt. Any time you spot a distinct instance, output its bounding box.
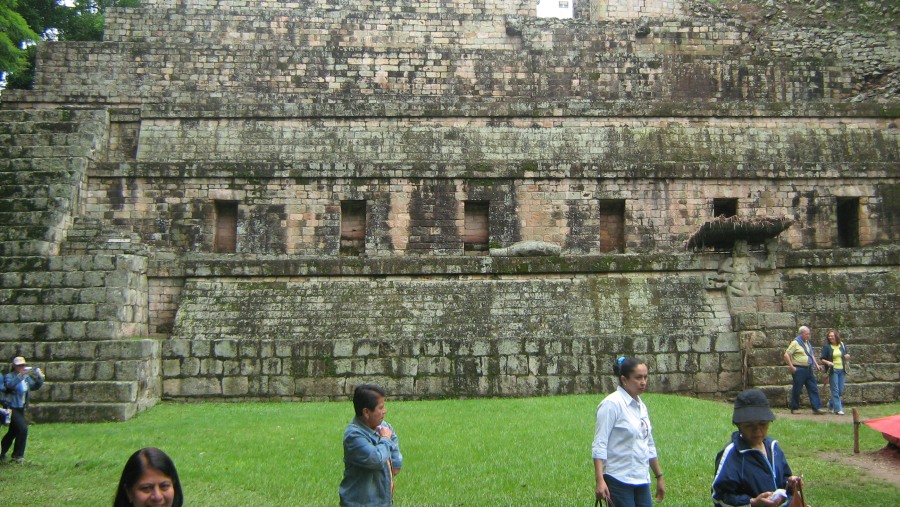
[783,326,826,414]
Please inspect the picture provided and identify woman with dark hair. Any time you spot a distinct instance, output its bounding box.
[113,447,183,507]
[592,357,666,507]
[820,329,850,415]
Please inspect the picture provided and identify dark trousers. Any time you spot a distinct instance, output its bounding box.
[1,408,28,459]
[604,474,653,507]
[790,366,822,411]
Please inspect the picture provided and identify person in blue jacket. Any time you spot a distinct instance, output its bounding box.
[712,389,801,507]
[1,356,45,463]
[339,384,402,507]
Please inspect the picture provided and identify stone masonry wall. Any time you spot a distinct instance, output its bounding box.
[84,174,898,261]
[0,0,896,416]
[163,255,740,400]
[16,9,896,117]
[743,248,899,406]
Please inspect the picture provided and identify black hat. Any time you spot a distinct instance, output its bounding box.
[732,389,776,424]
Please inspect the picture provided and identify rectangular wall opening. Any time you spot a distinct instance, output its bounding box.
[836,197,860,247]
[214,201,238,253]
[713,198,738,218]
[340,200,367,256]
[464,201,490,253]
[598,199,626,253]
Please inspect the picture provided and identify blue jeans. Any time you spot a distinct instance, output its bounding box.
[604,474,652,507]
[790,366,821,411]
[829,369,846,413]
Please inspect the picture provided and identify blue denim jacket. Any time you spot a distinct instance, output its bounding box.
[2,372,44,409]
[339,417,402,507]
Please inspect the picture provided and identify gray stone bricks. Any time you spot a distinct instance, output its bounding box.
[0,1,897,421]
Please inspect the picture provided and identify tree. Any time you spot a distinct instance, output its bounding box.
[4,0,139,89]
[0,0,39,76]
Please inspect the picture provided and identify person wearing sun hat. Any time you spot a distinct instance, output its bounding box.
[1,356,44,463]
[711,389,802,507]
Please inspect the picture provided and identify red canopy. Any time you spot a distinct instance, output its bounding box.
[864,414,900,446]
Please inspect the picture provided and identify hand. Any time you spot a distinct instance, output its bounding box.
[750,491,779,507]
[789,365,797,373]
[816,364,823,371]
[377,425,393,438]
[655,476,666,502]
[595,478,610,502]
[844,354,850,361]
[34,367,43,377]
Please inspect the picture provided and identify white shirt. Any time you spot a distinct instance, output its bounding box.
[592,386,658,485]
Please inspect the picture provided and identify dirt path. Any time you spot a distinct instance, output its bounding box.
[771,408,900,488]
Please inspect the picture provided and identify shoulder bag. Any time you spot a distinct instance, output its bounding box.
[788,477,806,507]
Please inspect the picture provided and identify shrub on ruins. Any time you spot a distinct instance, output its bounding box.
[5,0,140,89]
[0,0,38,80]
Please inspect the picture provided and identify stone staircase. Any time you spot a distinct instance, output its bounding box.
[0,339,160,422]
[0,109,106,256]
[0,108,161,422]
[739,312,899,408]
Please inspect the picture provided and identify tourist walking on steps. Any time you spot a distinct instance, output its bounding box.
[820,329,850,415]
[1,356,45,463]
[340,384,403,507]
[593,356,666,507]
[783,326,826,415]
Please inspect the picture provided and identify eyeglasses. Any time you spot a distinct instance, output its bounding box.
[640,419,650,440]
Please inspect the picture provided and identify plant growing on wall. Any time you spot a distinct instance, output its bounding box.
[4,0,140,89]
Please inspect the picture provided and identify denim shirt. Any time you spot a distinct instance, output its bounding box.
[339,417,402,507]
[2,372,44,409]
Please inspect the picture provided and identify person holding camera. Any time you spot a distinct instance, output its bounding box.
[1,356,45,463]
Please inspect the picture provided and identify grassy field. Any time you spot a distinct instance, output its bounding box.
[4,394,898,506]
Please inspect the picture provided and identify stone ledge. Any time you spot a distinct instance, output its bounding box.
[173,252,703,277]
[29,402,140,423]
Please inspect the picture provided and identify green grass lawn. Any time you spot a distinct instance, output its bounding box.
[5,395,898,506]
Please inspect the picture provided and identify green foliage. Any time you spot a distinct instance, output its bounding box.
[4,0,140,89]
[0,0,39,76]
[10,395,900,506]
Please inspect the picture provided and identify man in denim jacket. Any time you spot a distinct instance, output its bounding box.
[339,384,402,507]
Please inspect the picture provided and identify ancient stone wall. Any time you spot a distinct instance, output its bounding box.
[162,254,741,400]
[0,0,897,420]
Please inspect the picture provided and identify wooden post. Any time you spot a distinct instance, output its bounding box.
[852,407,860,454]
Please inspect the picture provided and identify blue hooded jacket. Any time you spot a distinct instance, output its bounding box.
[712,431,793,507]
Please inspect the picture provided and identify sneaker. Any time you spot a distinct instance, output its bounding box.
[11,457,24,463]
[0,454,7,463]
[837,410,845,415]
[813,409,827,415]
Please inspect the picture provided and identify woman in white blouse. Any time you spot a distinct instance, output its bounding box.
[592,357,666,507]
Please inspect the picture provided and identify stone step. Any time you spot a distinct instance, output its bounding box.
[0,210,68,227]
[33,380,141,404]
[0,182,80,198]
[0,157,88,174]
[0,196,72,212]
[0,132,88,149]
[755,381,899,408]
[0,109,80,124]
[0,239,54,256]
[0,143,93,159]
[0,339,159,363]
[0,225,60,242]
[29,402,140,423]
[749,362,899,386]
